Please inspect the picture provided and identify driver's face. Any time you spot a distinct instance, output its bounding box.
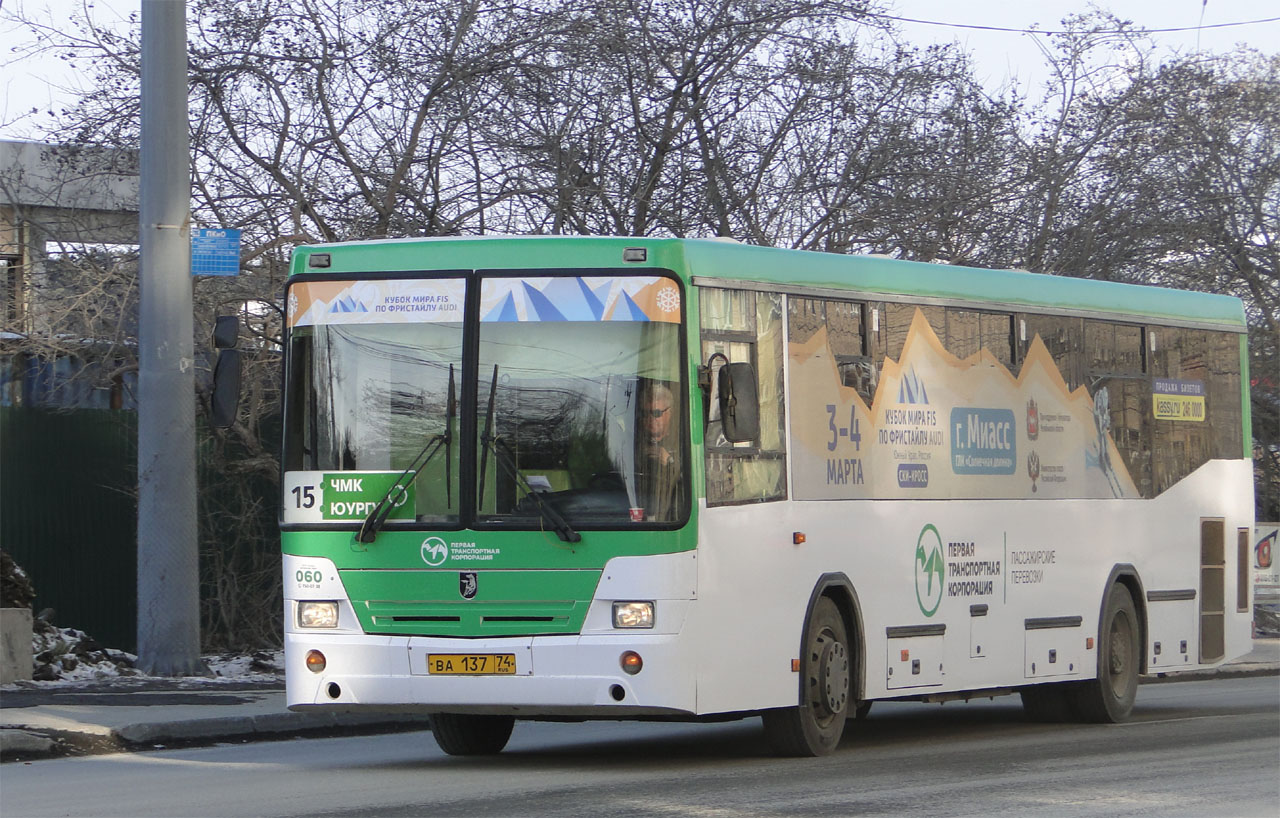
[644,397,672,444]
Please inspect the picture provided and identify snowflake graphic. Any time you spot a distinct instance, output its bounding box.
[655,287,680,313]
[287,292,299,319]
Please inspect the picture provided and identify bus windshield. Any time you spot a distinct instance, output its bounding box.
[281,273,687,529]
[476,319,685,526]
[475,275,686,527]
[284,319,465,524]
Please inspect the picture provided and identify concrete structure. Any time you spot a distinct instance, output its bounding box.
[0,608,33,683]
[0,139,139,334]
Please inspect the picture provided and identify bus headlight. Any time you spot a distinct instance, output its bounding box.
[612,601,655,629]
[297,601,339,629]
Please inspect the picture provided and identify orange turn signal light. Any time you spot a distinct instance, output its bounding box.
[620,651,643,675]
[305,650,327,673]
[1086,637,1095,650]
[793,532,806,545]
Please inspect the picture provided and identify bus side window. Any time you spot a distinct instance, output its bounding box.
[870,302,943,378]
[1085,320,1152,498]
[1018,314,1085,391]
[1150,327,1244,494]
[700,288,787,506]
[945,309,1013,368]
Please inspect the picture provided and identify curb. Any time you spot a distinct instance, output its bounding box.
[1142,663,1279,684]
[1,712,432,762]
[112,710,433,744]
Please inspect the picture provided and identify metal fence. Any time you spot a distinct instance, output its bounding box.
[1,407,138,650]
[1,407,283,654]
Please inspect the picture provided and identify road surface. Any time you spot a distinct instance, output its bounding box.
[2,676,1276,817]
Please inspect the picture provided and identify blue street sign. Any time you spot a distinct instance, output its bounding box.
[191,228,241,276]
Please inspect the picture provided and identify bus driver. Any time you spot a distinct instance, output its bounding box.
[636,383,682,522]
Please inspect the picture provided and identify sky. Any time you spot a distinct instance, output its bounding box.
[0,0,1277,139]
[886,0,1279,98]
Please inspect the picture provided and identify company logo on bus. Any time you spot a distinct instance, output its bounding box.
[897,464,929,488]
[421,537,448,566]
[914,524,945,617]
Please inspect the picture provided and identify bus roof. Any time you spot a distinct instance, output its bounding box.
[291,236,1248,332]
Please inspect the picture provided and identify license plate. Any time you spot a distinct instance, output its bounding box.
[427,653,516,675]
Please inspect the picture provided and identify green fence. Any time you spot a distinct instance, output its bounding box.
[1,408,138,650]
[1,407,282,654]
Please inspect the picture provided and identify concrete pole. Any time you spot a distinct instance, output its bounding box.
[137,0,203,675]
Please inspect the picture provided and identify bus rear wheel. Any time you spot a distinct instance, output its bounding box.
[429,713,515,755]
[1070,583,1140,722]
[762,596,851,756]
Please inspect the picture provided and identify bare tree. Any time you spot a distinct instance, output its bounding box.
[6,0,1275,641]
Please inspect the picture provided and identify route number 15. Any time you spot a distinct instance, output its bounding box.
[291,484,317,509]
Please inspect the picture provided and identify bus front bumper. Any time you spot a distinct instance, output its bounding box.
[284,632,698,717]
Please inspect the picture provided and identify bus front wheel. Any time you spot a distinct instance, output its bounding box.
[1070,583,1140,722]
[762,596,851,756]
[429,713,515,755]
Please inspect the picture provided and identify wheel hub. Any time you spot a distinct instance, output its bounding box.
[818,638,849,715]
[1107,611,1133,696]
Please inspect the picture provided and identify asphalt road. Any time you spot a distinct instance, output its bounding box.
[2,676,1276,818]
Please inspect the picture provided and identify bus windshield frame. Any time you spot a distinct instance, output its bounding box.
[280,270,690,533]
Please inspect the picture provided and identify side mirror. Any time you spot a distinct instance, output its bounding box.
[210,315,242,429]
[717,361,759,443]
[210,350,242,429]
[213,315,239,349]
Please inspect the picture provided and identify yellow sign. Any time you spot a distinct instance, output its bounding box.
[1153,393,1205,421]
[1153,379,1206,422]
[427,653,517,675]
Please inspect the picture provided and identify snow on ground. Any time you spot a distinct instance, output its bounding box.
[4,620,283,688]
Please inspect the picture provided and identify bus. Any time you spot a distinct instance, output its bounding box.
[274,236,1254,756]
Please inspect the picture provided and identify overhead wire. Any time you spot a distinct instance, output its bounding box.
[865,11,1280,37]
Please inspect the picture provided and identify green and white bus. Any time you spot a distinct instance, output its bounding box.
[278,236,1254,756]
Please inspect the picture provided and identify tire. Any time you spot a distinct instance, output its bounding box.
[429,713,515,756]
[761,596,852,756]
[1019,683,1075,722]
[1070,583,1140,722]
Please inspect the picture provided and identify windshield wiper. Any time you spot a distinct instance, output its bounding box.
[356,364,455,544]
[490,436,581,543]
[478,364,498,510]
[478,364,581,544]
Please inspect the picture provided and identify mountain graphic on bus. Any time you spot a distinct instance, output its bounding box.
[328,295,368,314]
[897,366,929,404]
[480,276,681,323]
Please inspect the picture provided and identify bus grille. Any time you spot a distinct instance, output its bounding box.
[364,600,579,635]
[337,569,599,637]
